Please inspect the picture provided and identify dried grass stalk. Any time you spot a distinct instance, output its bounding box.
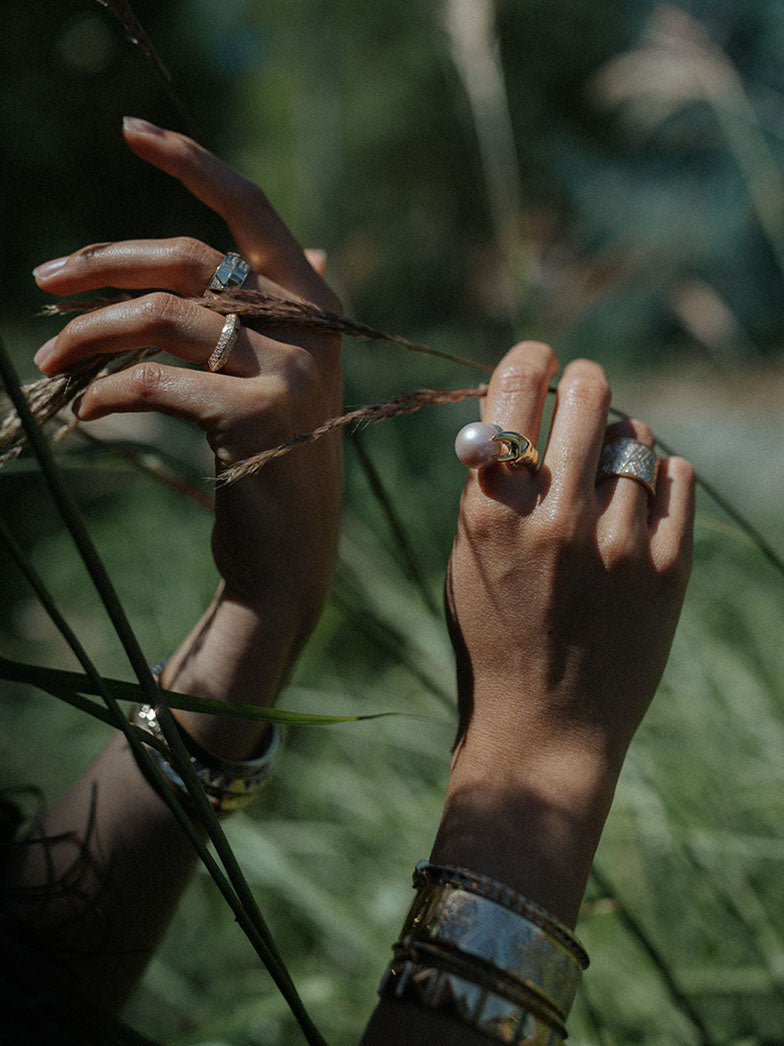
[218,385,488,484]
[94,1,200,138]
[0,351,149,467]
[42,290,493,375]
[4,291,489,478]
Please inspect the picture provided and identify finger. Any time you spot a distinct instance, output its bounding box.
[648,456,696,578]
[74,360,239,431]
[595,418,656,539]
[121,119,333,306]
[33,238,223,297]
[474,340,558,502]
[542,359,611,502]
[33,293,282,378]
[304,249,327,277]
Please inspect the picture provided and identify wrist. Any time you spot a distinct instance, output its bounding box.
[161,584,301,760]
[432,731,620,928]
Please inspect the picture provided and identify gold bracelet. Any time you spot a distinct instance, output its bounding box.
[377,862,589,1043]
[378,953,566,1045]
[414,862,589,970]
[399,880,583,1022]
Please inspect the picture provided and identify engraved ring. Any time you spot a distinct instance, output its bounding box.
[207,313,240,372]
[596,438,659,498]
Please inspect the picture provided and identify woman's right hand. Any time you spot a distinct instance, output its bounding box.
[435,341,695,925]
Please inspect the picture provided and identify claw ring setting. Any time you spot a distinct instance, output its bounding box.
[596,438,658,498]
[455,422,539,470]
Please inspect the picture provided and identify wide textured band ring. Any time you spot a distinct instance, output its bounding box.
[207,312,240,372]
[207,251,251,293]
[455,422,539,470]
[596,438,659,498]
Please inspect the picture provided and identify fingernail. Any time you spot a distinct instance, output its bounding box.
[33,257,68,282]
[72,394,84,417]
[34,337,57,370]
[123,116,163,135]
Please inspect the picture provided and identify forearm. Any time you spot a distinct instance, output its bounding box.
[2,585,300,1013]
[163,582,303,760]
[1,733,198,1012]
[360,740,616,1045]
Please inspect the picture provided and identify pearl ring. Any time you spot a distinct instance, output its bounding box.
[455,422,539,470]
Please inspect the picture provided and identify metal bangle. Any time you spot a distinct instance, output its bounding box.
[129,702,281,815]
[378,953,566,1046]
[398,881,583,1022]
[414,862,589,970]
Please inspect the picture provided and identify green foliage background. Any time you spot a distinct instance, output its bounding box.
[1,1,784,1043]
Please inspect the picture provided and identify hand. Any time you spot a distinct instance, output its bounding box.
[32,119,343,755]
[435,341,695,924]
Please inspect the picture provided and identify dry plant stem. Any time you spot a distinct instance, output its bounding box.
[219,386,488,483]
[0,350,150,466]
[41,289,495,375]
[93,1,200,139]
[589,866,713,1044]
[70,425,215,512]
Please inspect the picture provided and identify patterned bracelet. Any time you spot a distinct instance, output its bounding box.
[129,702,281,816]
[378,862,589,1045]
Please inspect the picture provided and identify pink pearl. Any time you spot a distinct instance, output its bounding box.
[455,422,500,468]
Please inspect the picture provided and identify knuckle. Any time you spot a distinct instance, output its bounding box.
[140,291,182,334]
[129,361,167,400]
[282,349,320,400]
[605,418,654,446]
[495,364,551,400]
[668,456,696,488]
[171,236,208,275]
[561,364,611,410]
[73,241,112,263]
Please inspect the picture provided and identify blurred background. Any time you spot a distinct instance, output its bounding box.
[1,1,784,1043]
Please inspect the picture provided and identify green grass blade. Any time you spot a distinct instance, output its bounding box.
[0,339,327,1046]
[0,655,394,726]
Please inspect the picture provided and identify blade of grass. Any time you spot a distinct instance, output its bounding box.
[0,338,327,1046]
[350,431,440,618]
[0,655,393,726]
[590,865,714,1044]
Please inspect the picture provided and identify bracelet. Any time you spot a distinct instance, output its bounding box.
[399,881,582,1022]
[129,703,281,816]
[377,862,589,1044]
[379,954,565,1045]
[414,862,589,970]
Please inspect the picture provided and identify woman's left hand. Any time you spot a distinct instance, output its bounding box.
[33,119,343,755]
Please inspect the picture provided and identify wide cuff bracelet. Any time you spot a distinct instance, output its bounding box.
[378,953,565,1045]
[377,861,589,1044]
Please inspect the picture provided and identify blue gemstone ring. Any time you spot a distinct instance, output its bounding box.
[207,251,251,293]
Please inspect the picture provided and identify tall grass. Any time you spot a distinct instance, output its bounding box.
[1,2,784,1044]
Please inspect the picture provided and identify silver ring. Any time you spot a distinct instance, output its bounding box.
[207,252,251,293]
[207,313,240,372]
[596,438,658,498]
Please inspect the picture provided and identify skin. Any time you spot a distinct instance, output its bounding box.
[362,345,695,1044]
[7,120,696,1040]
